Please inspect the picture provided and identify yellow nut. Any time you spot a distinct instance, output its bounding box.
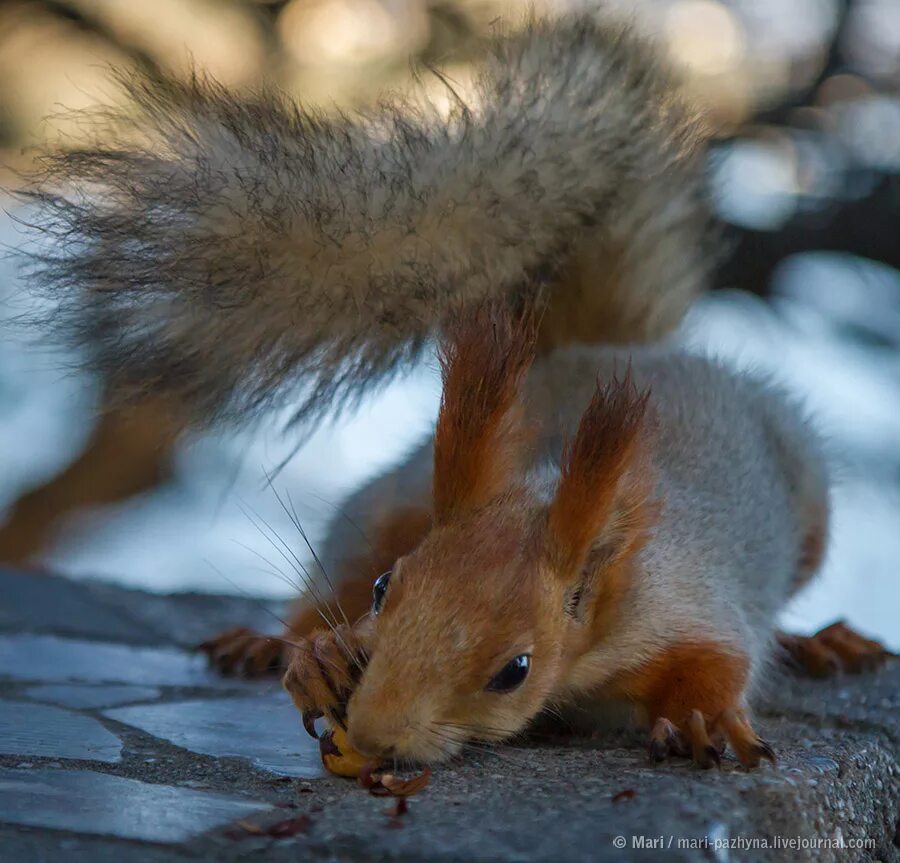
[318,725,371,778]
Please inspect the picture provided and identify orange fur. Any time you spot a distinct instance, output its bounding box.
[345,495,556,760]
[546,369,651,580]
[715,708,771,767]
[793,507,828,592]
[606,641,749,726]
[0,394,180,565]
[368,505,434,575]
[778,621,891,676]
[586,554,639,643]
[433,302,537,523]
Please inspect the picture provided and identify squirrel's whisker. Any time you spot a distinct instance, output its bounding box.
[282,485,354,630]
[258,478,365,665]
[204,560,300,640]
[419,723,534,768]
[232,534,352,655]
[236,555,305,598]
[238,504,345,636]
[240,504,327,605]
[300,489,377,563]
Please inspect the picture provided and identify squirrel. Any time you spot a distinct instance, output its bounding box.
[21,13,890,768]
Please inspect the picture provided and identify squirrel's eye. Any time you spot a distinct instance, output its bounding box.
[372,571,391,615]
[486,654,531,693]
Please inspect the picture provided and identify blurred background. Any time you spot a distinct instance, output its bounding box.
[0,0,897,648]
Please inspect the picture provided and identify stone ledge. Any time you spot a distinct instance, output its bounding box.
[0,567,279,646]
[1,568,897,862]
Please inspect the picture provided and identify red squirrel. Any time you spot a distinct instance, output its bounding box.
[222,304,887,769]
[22,14,890,767]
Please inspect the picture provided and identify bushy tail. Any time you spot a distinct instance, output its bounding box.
[20,14,715,427]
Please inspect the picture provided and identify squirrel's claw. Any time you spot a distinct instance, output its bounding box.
[686,710,720,769]
[648,709,774,770]
[648,717,689,763]
[713,708,776,769]
[283,626,366,732]
[302,708,323,740]
[648,712,719,769]
[777,620,892,678]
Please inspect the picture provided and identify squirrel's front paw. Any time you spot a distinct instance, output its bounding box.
[777,620,892,677]
[649,709,775,770]
[196,626,288,676]
[282,625,367,736]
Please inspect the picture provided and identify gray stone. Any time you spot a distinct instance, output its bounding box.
[84,580,281,649]
[763,665,900,741]
[0,701,121,763]
[0,568,280,648]
[0,634,258,688]
[180,722,897,863]
[0,571,896,861]
[0,832,197,863]
[105,692,323,778]
[0,568,147,644]
[25,684,163,709]
[0,767,269,843]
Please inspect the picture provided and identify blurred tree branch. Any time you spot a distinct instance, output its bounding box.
[13,0,166,78]
[717,178,900,294]
[715,0,899,295]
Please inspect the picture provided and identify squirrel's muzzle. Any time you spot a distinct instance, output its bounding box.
[346,684,454,763]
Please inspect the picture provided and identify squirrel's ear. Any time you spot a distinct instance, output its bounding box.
[432,301,537,524]
[544,369,654,586]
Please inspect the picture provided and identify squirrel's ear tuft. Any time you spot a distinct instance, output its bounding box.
[545,368,654,583]
[433,301,538,523]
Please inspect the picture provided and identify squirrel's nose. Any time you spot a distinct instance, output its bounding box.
[346,721,403,760]
[346,675,427,759]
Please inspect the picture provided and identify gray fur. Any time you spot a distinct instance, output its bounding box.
[18,14,712,427]
[526,346,829,699]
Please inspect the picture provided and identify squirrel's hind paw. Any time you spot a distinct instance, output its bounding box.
[196,626,287,676]
[648,712,720,769]
[713,708,776,769]
[777,620,892,678]
[648,709,774,770]
[648,717,691,762]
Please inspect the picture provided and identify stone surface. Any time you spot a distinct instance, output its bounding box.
[1,570,897,862]
[0,701,122,763]
[0,833,196,863]
[0,767,268,843]
[25,684,163,709]
[230,723,896,863]
[0,568,146,644]
[0,634,257,688]
[0,568,278,647]
[105,694,323,778]
[84,579,281,649]
[761,667,900,742]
